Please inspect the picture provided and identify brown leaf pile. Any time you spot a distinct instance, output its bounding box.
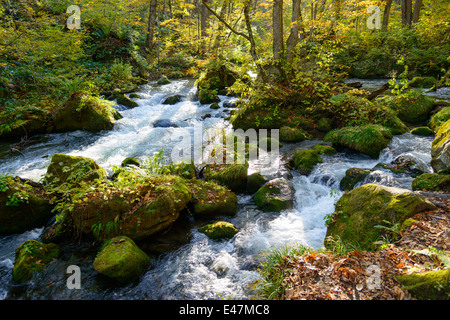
[281,196,450,300]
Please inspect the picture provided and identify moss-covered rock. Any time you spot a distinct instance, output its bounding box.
[313,143,337,156]
[198,221,238,240]
[289,149,322,175]
[157,75,171,85]
[116,93,139,108]
[397,269,450,300]
[247,172,268,194]
[411,126,434,136]
[279,126,312,142]
[203,163,248,193]
[186,179,238,216]
[324,125,393,159]
[0,175,54,235]
[210,102,220,110]
[429,107,450,131]
[326,184,436,250]
[162,95,182,105]
[12,240,61,283]
[44,153,106,188]
[409,76,437,88]
[197,61,238,93]
[253,178,295,212]
[93,236,151,283]
[53,93,121,133]
[199,89,220,105]
[431,119,450,172]
[121,157,141,167]
[375,154,427,178]
[412,173,450,192]
[339,168,373,191]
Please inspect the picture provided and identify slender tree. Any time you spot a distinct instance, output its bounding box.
[273,0,284,63]
[381,0,393,32]
[412,0,423,24]
[286,0,302,65]
[146,0,158,51]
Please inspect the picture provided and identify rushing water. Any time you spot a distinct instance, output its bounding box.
[0,79,447,300]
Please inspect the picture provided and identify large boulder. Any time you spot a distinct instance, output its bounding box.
[93,236,151,283]
[198,221,238,240]
[431,119,450,172]
[326,184,436,250]
[324,125,393,159]
[253,178,295,212]
[289,149,322,175]
[412,173,450,192]
[12,240,61,283]
[116,93,139,108]
[279,126,312,143]
[52,93,121,133]
[397,269,450,300]
[0,175,54,235]
[203,163,248,193]
[378,92,435,124]
[428,107,450,131]
[339,168,373,191]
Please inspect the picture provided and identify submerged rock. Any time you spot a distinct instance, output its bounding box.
[326,184,436,250]
[93,236,151,284]
[198,221,238,240]
[253,178,295,212]
[12,240,61,283]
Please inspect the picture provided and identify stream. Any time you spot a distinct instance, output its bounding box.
[0,78,448,300]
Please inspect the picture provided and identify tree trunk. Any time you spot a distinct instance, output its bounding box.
[412,0,423,24]
[286,0,302,65]
[146,0,158,51]
[382,0,393,31]
[402,0,413,26]
[201,0,210,38]
[273,0,284,63]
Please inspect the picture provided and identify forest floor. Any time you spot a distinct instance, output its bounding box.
[281,194,450,300]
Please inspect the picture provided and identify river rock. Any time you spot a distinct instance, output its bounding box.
[428,107,450,131]
[187,179,238,216]
[409,76,437,88]
[0,175,54,235]
[53,93,121,133]
[203,163,248,193]
[279,126,311,142]
[12,240,61,283]
[153,119,179,128]
[410,127,434,136]
[313,143,337,156]
[326,183,436,250]
[163,95,182,105]
[247,172,268,194]
[198,221,238,240]
[339,168,373,191]
[431,119,450,172]
[289,149,322,175]
[93,236,151,283]
[253,178,295,212]
[412,173,450,192]
[157,76,171,85]
[116,93,139,108]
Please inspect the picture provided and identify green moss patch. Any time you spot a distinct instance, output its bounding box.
[198,221,238,240]
[290,149,322,175]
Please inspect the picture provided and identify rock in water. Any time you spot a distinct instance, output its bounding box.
[116,93,139,108]
[431,119,450,172]
[253,178,295,212]
[93,236,151,283]
[326,184,436,250]
[198,221,238,240]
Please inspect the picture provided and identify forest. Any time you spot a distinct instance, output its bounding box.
[0,0,449,302]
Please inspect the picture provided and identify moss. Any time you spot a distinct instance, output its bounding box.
[44,153,106,188]
[378,92,435,124]
[313,143,337,156]
[164,161,196,179]
[324,125,393,159]
[121,157,141,167]
[163,95,182,105]
[279,126,312,142]
[157,75,171,85]
[431,119,450,172]
[93,236,151,283]
[253,178,295,212]
[339,168,372,191]
[326,184,436,250]
[411,126,434,136]
[203,163,248,193]
[247,172,268,194]
[199,90,220,104]
[12,240,61,283]
[116,93,139,108]
[198,221,238,240]
[290,149,322,175]
[210,103,220,110]
[317,117,334,132]
[409,76,437,88]
[429,107,450,131]
[0,175,54,235]
[186,179,237,216]
[397,269,450,300]
[196,60,238,93]
[52,93,120,133]
[412,173,450,192]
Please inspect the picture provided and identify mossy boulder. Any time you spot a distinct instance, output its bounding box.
[324,125,393,159]
[44,153,106,188]
[247,172,268,194]
[397,269,450,300]
[412,173,450,192]
[289,149,322,175]
[121,157,141,167]
[203,163,248,193]
[93,236,151,284]
[429,107,450,131]
[0,175,54,235]
[197,61,238,93]
[339,168,373,191]
[431,119,450,172]
[12,240,61,283]
[409,76,437,88]
[157,75,171,85]
[326,184,436,250]
[198,90,221,105]
[186,179,238,216]
[253,178,295,212]
[198,221,238,240]
[163,95,182,105]
[210,102,220,110]
[116,93,139,108]
[375,154,427,178]
[69,174,192,241]
[53,93,121,133]
[279,126,312,142]
[411,126,434,136]
[313,143,337,156]
[378,92,435,124]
